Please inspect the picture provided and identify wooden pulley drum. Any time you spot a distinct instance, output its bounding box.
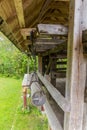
[30,74,46,106]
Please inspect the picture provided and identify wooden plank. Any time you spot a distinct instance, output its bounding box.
[83,103,87,130]
[41,42,67,56]
[36,39,66,45]
[13,0,25,28]
[37,72,70,112]
[82,0,87,30]
[65,0,86,130]
[44,99,63,130]
[38,24,68,35]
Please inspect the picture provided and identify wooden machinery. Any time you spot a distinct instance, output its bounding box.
[0,0,87,130]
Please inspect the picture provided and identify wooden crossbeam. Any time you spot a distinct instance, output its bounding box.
[20,28,36,38]
[36,39,66,45]
[38,24,68,35]
[0,19,24,51]
[44,99,63,130]
[13,0,25,28]
[37,72,70,112]
[41,41,67,56]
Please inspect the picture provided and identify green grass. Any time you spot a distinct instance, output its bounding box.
[0,77,48,130]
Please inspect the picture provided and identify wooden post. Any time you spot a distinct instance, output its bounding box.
[83,103,87,130]
[23,87,27,109]
[64,0,86,130]
[50,57,56,87]
[38,56,43,74]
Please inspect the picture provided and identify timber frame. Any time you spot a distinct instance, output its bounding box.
[0,0,87,130]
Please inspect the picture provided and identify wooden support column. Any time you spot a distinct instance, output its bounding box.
[50,57,56,87]
[83,103,87,130]
[38,56,43,74]
[64,0,86,130]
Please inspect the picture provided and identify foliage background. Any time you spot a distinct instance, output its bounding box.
[0,32,37,78]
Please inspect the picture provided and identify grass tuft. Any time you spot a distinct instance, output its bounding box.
[0,77,48,130]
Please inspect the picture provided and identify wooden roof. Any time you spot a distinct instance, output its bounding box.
[0,0,87,56]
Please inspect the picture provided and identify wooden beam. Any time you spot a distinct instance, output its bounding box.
[45,58,52,74]
[36,39,67,45]
[37,72,70,112]
[44,99,63,130]
[82,0,87,30]
[64,0,86,130]
[13,0,25,28]
[38,56,43,74]
[38,24,68,35]
[83,103,87,130]
[0,19,23,51]
[30,0,52,27]
[20,28,36,38]
[54,0,69,1]
[64,14,73,128]
[41,41,67,56]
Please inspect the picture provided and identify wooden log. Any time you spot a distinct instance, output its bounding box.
[31,81,46,106]
[37,72,70,112]
[44,99,63,130]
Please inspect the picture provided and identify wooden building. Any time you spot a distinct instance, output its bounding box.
[0,0,87,130]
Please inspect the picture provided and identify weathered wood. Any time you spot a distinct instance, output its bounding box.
[51,72,66,78]
[22,74,32,87]
[44,99,63,130]
[82,0,87,30]
[45,58,52,74]
[36,39,66,45]
[13,0,25,28]
[38,24,68,35]
[65,0,86,130]
[83,103,87,130]
[38,56,43,74]
[20,28,36,37]
[64,0,73,128]
[30,0,52,27]
[31,81,46,106]
[41,41,67,56]
[37,72,70,112]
